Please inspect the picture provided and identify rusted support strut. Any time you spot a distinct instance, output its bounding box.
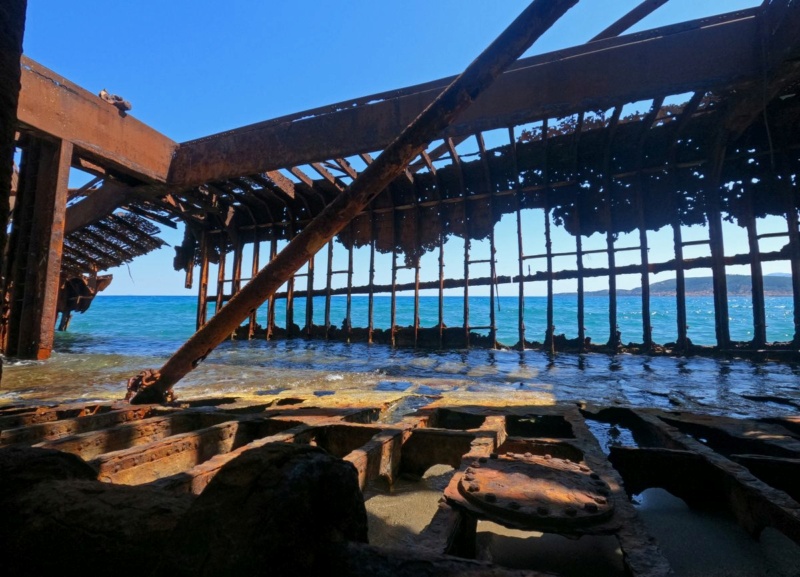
[0,0,27,363]
[127,0,579,403]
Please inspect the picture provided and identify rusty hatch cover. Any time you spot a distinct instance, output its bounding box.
[445,453,615,531]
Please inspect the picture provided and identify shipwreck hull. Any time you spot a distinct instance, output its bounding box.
[2,395,800,576]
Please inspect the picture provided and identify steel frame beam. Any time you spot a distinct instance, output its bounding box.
[169,7,762,188]
[0,0,27,362]
[130,0,580,401]
[6,137,72,359]
[17,56,177,183]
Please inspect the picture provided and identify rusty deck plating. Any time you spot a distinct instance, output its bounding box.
[2,395,800,576]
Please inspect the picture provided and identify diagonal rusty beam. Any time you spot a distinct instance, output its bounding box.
[408,136,468,173]
[360,152,415,186]
[589,0,669,42]
[129,0,579,403]
[264,170,297,199]
[310,162,345,191]
[65,180,132,234]
[289,166,314,187]
[333,158,358,179]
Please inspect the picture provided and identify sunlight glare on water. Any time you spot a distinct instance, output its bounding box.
[2,295,799,419]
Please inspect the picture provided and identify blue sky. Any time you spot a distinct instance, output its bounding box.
[22,0,774,296]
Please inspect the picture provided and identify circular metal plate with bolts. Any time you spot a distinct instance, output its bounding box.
[451,453,615,531]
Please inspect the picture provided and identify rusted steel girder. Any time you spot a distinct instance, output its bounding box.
[169,6,760,189]
[17,57,177,183]
[129,0,579,403]
[6,137,72,360]
[0,0,27,363]
[590,0,669,42]
[64,180,133,234]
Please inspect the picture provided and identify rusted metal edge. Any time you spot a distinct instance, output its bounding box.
[129,0,580,403]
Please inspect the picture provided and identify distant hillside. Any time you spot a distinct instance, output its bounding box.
[583,274,793,297]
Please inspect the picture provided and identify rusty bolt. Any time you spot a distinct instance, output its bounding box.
[524,452,533,458]
[544,454,552,460]
[464,474,475,482]
[468,484,479,493]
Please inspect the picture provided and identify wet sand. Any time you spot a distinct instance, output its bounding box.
[364,471,800,577]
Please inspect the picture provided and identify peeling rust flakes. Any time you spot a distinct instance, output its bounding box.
[4,400,800,577]
[451,453,615,529]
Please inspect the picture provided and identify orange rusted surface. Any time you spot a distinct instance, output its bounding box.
[17,57,177,183]
[447,453,614,530]
[5,399,800,577]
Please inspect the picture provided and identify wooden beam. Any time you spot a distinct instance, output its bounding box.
[169,8,763,188]
[17,56,177,183]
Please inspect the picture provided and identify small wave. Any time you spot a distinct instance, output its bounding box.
[325,374,344,382]
[3,359,44,367]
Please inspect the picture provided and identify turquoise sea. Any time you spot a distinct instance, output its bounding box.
[3,295,800,419]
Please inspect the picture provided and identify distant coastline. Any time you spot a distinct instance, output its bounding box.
[579,274,794,297]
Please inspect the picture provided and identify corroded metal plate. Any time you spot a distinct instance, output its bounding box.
[445,453,615,531]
